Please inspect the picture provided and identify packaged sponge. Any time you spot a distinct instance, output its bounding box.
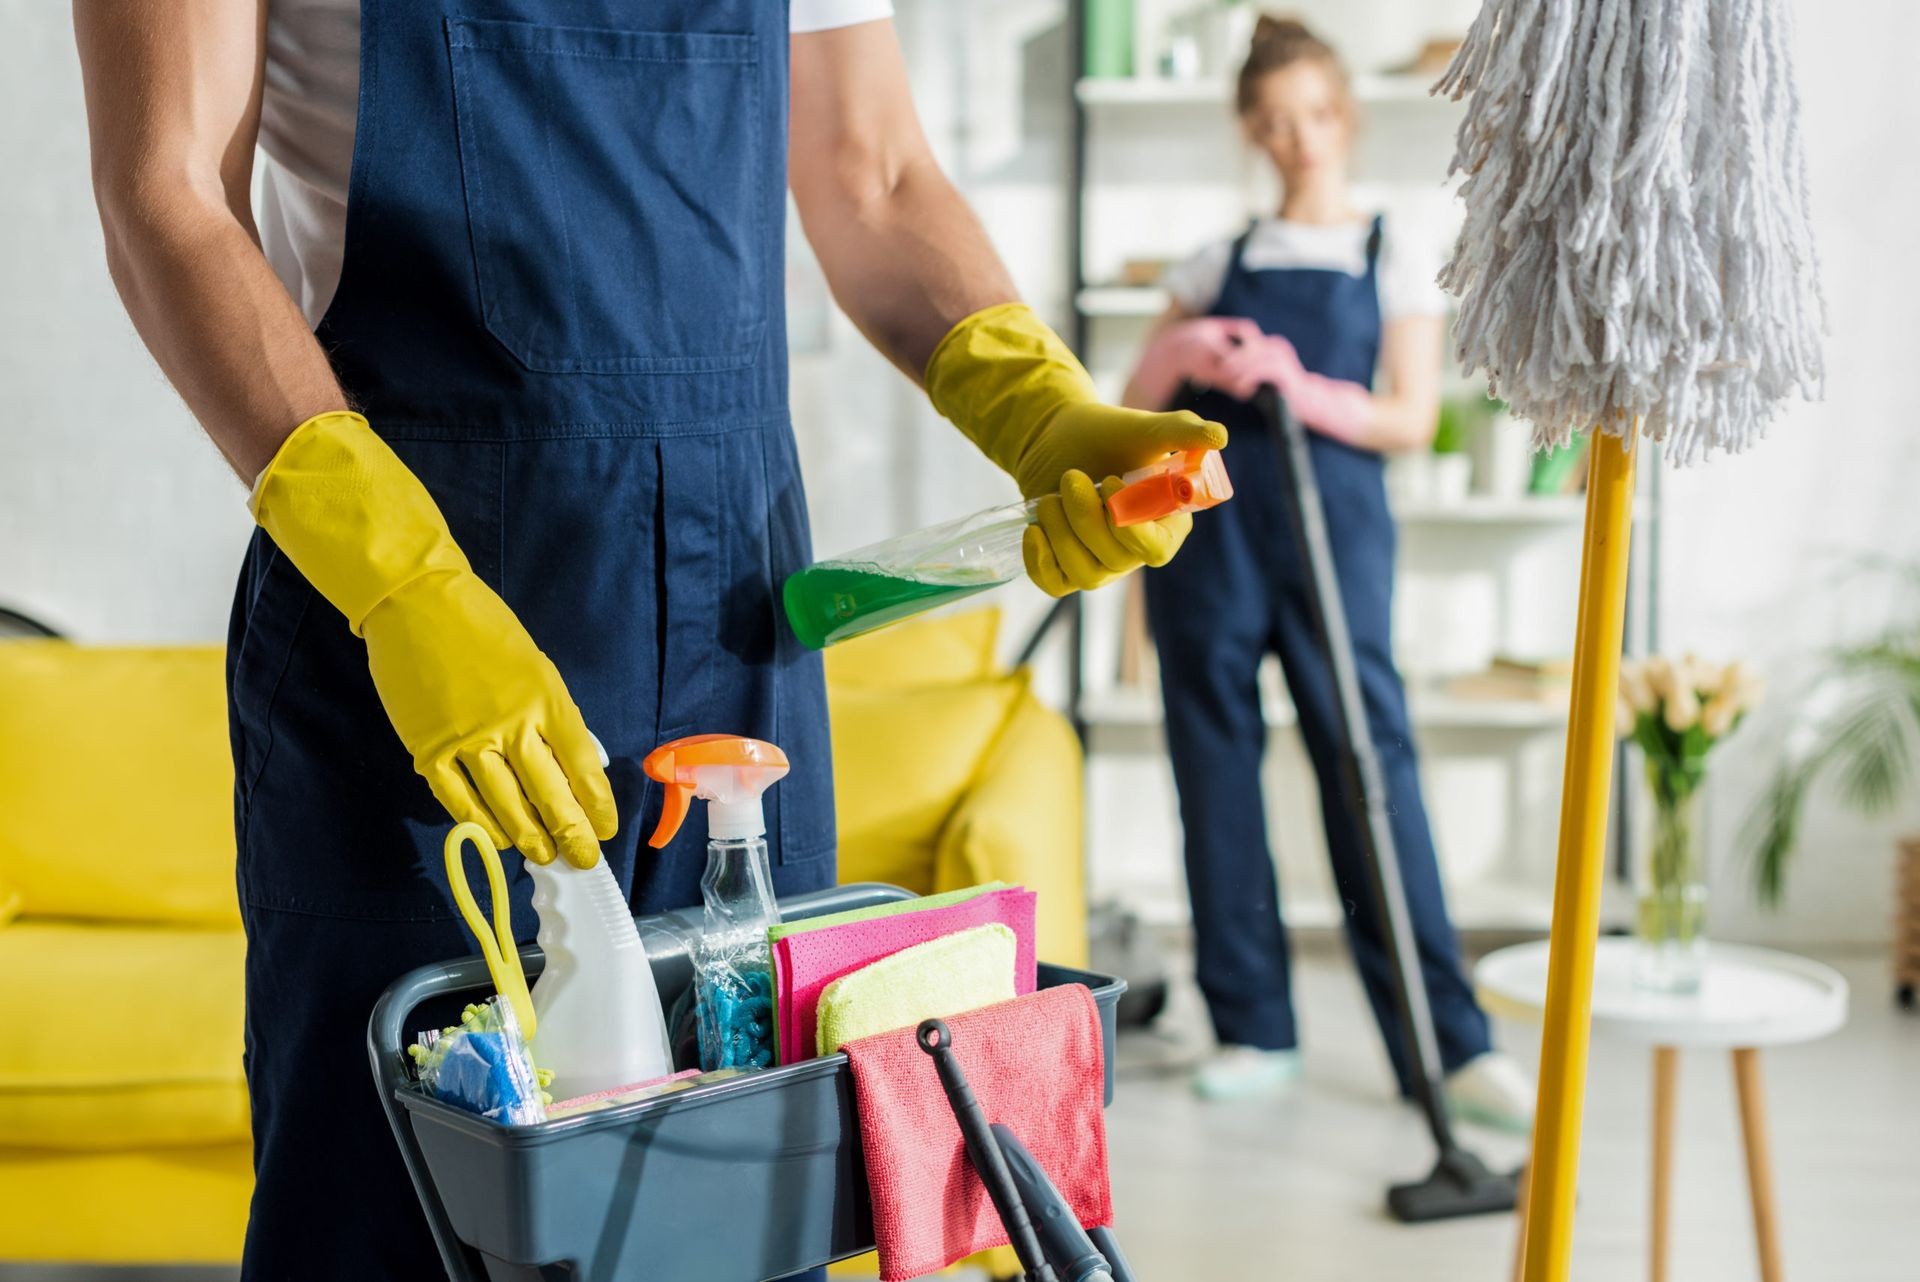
[409,996,549,1126]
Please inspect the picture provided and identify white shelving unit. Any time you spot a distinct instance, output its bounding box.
[1079,684,1567,737]
[1057,14,1656,939]
[1396,496,1654,526]
[1076,73,1452,108]
[1076,286,1170,317]
[1097,872,1564,933]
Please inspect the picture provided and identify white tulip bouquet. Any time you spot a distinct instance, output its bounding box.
[1619,655,1765,756]
[1617,655,1764,985]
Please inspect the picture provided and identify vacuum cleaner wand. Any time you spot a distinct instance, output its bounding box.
[992,1124,1122,1282]
[1255,386,1518,1223]
[916,1019,1059,1282]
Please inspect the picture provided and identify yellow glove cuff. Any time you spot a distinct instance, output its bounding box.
[924,302,1100,492]
[251,410,471,637]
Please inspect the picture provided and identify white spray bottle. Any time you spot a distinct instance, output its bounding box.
[521,737,674,1100]
[642,734,789,1070]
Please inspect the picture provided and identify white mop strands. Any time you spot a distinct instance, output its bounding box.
[1435,0,1825,461]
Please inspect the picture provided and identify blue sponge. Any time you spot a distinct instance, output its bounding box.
[410,999,547,1125]
[697,964,775,1070]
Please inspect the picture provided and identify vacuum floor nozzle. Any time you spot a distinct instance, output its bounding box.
[1386,1150,1521,1223]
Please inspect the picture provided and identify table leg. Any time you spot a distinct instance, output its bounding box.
[1732,1048,1784,1282]
[1651,1046,1678,1282]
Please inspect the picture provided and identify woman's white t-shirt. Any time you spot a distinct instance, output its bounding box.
[257,0,896,327]
[1160,217,1448,323]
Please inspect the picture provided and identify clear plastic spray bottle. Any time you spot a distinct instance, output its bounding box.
[642,734,790,1071]
[781,448,1233,649]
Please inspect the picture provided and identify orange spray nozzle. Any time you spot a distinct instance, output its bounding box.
[642,734,790,848]
[1106,449,1234,528]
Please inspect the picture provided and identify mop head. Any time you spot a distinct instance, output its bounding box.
[1436,0,1825,462]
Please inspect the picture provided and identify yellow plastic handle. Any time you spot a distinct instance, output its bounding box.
[1523,429,1637,1282]
[443,822,537,1041]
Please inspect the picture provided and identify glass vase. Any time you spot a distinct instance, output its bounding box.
[1633,765,1708,994]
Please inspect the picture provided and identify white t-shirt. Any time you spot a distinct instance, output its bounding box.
[257,0,896,326]
[1161,216,1448,323]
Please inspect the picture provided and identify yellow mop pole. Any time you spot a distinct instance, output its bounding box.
[1522,427,1637,1282]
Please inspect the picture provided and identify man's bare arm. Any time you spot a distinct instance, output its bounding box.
[788,20,1020,382]
[74,1,346,481]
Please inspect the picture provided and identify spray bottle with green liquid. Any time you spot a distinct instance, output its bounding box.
[782,448,1233,649]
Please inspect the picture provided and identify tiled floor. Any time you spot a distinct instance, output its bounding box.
[6,946,1914,1281]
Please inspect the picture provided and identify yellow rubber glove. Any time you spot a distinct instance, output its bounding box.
[251,411,616,868]
[924,302,1228,598]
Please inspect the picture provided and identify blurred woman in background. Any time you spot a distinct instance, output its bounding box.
[1123,15,1530,1127]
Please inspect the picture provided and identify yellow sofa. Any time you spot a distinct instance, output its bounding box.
[0,609,1084,1266]
[0,642,252,1263]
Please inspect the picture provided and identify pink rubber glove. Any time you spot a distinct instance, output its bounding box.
[1128,316,1267,410]
[1215,334,1374,445]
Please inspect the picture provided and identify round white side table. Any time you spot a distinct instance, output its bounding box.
[1475,939,1849,1282]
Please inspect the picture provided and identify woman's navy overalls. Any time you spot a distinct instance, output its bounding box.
[1145,219,1490,1092]
[224,1,833,1273]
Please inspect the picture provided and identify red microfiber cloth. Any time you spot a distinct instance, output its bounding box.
[843,985,1112,1282]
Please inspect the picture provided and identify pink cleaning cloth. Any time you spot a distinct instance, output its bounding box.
[774,887,1037,1064]
[547,1068,701,1115]
[844,985,1112,1282]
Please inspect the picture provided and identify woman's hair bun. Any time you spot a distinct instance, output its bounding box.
[1252,15,1317,50]
[1238,13,1348,115]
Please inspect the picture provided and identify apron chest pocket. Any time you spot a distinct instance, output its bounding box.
[446,19,767,374]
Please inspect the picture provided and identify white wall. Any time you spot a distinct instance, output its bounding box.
[3,0,1915,943]
[1665,0,1920,941]
[0,3,253,642]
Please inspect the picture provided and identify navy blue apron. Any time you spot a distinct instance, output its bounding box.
[226,1,833,1273]
[1143,218,1489,1092]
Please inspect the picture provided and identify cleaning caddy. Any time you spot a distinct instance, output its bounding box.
[374,876,1129,1280]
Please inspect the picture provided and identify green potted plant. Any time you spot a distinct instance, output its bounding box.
[1747,590,1920,928]
[1428,397,1475,504]
[1618,655,1763,992]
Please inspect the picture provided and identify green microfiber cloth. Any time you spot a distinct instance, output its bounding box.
[768,882,1005,943]
[815,923,1017,1057]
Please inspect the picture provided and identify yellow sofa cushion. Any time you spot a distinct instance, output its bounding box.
[823,608,1000,689]
[828,675,1025,892]
[936,692,1087,968]
[0,642,238,925]
[0,1145,251,1264]
[0,920,248,1149]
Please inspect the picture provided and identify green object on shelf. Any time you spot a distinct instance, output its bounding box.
[1528,437,1586,494]
[781,562,1001,651]
[1083,0,1134,79]
[1433,401,1469,455]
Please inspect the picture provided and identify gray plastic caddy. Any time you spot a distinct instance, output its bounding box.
[370,882,1124,1282]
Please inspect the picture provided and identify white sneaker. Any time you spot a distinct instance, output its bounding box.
[1445,1052,1535,1133]
[1192,1046,1302,1101]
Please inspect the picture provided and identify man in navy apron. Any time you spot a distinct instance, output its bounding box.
[77,3,1224,1275]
